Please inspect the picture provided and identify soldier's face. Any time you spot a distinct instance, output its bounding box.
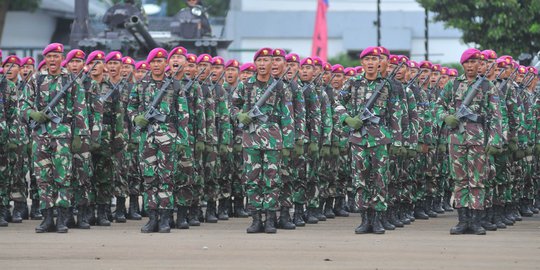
[300,65,314,81]
[314,65,322,77]
[528,77,538,91]
[462,59,479,79]
[430,71,441,85]
[45,52,64,75]
[198,62,212,80]
[240,71,253,82]
[331,73,344,89]
[107,60,122,78]
[150,58,167,77]
[361,55,380,76]
[410,68,419,78]
[225,67,238,84]
[168,54,186,73]
[439,75,449,88]
[379,55,388,74]
[286,62,299,81]
[89,60,104,77]
[503,66,512,78]
[486,60,496,77]
[271,56,286,77]
[21,64,35,79]
[3,63,19,81]
[134,68,147,81]
[255,56,272,76]
[121,64,134,78]
[211,65,224,81]
[418,69,431,84]
[322,71,331,84]
[68,59,85,74]
[184,62,197,79]
[478,60,487,75]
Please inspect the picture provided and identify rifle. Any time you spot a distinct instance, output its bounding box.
[99,71,133,102]
[497,67,518,95]
[186,68,206,147]
[0,64,15,91]
[454,62,496,133]
[516,70,531,94]
[135,65,184,134]
[358,59,405,136]
[404,71,422,90]
[240,66,291,133]
[210,71,226,93]
[301,71,323,97]
[29,62,97,132]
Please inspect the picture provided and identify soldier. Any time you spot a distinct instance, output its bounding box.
[129,48,189,233]
[233,48,294,233]
[21,43,90,233]
[239,63,255,83]
[37,60,47,73]
[335,46,401,234]
[438,48,502,235]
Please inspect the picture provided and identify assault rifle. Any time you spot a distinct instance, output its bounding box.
[99,71,133,102]
[497,67,518,95]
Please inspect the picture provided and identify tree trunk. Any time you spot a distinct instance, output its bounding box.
[0,0,11,45]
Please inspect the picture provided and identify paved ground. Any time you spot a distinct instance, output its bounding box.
[0,210,539,270]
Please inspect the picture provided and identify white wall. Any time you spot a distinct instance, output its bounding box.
[1,11,56,48]
[239,0,424,12]
[238,38,343,63]
[410,38,472,63]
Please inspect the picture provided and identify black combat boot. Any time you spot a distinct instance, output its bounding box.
[264,210,277,234]
[380,210,395,230]
[246,210,264,233]
[217,198,230,220]
[87,205,96,225]
[22,203,29,220]
[141,209,158,233]
[277,207,295,230]
[305,207,319,224]
[323,197,336,219]
[414,201,429,220]
[470,209,487,235]
[389,206,404,227]
[188,205,201,226]
[11,201,25,223]
[293,203,306,227]
[333,196,349,217]
[56,207,69,233]
[0,205,9,226]
[77,206,90,229]
[127,195,142,220]
[492,205,506,229]
[425,197,438,218]
[115,197,127,223]
[433,196,445,214]
[106,204,113,222]
[35,208,55,233]
[404,203,415,222]
[502,204,514,225]
[205,201,218,223]
[354,209,370,234]
[64,206,76,228]
[529,198,539,214]
[479,208,497,231]
[314,202,327,221]
[520,198,533,217]
[233,196,249,218]
[158,210,171,233]
[450,207,469,235]
[396,205,410,225]
[176,206,189,229]
[371,210,385,234]
[511,203,522,221]
[97,204,111,226]
[443,191,454,212]
[30,199,43,220]
[347,191,360,213]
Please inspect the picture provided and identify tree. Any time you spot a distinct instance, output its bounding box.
[157,0,230,17]
[417,0,540,56]
[0,0,41,44]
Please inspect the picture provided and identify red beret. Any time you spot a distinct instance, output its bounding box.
[20,56,35,67]
[147,48,168,63]
[168,46,187,61]
[496,57,508,68]
[272,49,286,58]
[460,48,481,64]
[448,68,458,77]
[323,62,332,71]
[42,43,64,56]
[38,60,46,70]
[418,61,432,69]
[61,60,67,67]
[212,56,225,66]
[65,49,85,64]
[196,54,212,64]
[312,57,323,66]
[253,47,272,61]
[441,67,449,75]
[355,66,364,73]
[344,67,356,76]
[122,56,135,66]
[240,63,256,72]
[285,53,300,63]
[481,50,497,60]
[2,55,21,66]
[86,50,105,65]
[300,57,314,66]
[398,55,409,62]
[105,51,123,63]
[186,54,197,63]
[518,65,527,74]
[359,46,381,59]
[388,55,399,65]
[225,59,240,69]
[135,61,149,70]
[431,64,442,72]
[528,66,538,75]
[378,46,390,56]
[331,64,344,73]
[407,60,419,69]
[511,60,519,69]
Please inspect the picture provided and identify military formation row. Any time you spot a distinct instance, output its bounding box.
[0,43,538,235]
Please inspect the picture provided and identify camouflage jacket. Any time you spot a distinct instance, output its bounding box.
[286,78,306,144]
[300,80,322,144]
[316,83,333,146]
[1,80,17,144]
[437,74,502,147]
[90,78,125,146]
[224,81,242,146]
[232,75,294,150]
[402,82,419,148]
[492,79,518,142]
[201,82,231,146]
[179,77,205,146]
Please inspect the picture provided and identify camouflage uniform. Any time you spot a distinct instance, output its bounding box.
[0,79,12,225]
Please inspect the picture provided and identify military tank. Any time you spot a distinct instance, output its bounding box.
[70,0,231,59]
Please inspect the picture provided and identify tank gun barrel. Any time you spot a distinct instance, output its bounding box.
[124,16,160,53]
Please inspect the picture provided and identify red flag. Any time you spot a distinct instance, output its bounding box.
[311,0,328,61]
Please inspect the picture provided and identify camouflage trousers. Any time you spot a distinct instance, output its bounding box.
[279,152,294,208]
[318,151,338,200]
[33,136,74,210]
[388,154,414,205]
[174,146,196,207]
[217,148,233,200]
[337,148,352,196]
[449,144,487,210]
[401,156,416,204]
[8,146,28,203]
[0,149,9,206]
[125,147,142,196]
[435,151,451,198]
[509,158,525,202]
[243,148,281,211]
[92,150,115,205]
[290,154,307,205]
[414,148,436,202]
[492,153,512,206]
[351,144,389,212]
[305,150,320,208]
[140,131,177,210]
[231,149,245,198]
[521,156,536,200]
[113,149,129,198]
[26,143,39,201]
[191,148,205,206]
[72,146,93,206]
[203,146,220,202]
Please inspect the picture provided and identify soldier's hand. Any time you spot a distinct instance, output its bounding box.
[437,144,447,153]
[134,115,149,127]
[308,142,319,154]
[444,115,459,128]
[90,142,101,153]
[29,110,49,124]
[127,143,138,152]
[174,144,186,154]
[508,138,518,152]
[485,145,501,156]
[294,143,304,156]
[525,146,533,156]
[344,116,363,130]
[514,149,525,160]
[282,148,291,157]
[195,142,206,152]
[407,148,417,158]
[237,112,252,125]
[389,145,401,156]
[320,146,331,157]
[233,143,243,153]
[534,144,540,156]
[219,144,230,155]
[205,144,214,153]
[331,146,340,157]
[6,142,18,151]
[71,136,82,154]
[340,147,348,155]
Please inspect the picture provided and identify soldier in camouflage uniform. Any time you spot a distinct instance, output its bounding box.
[233,47,294,233]
[239,63,256,84]
[335,46,402,234]
[21,43,90,233]
[129,48,189,233]
[438,48,502,235]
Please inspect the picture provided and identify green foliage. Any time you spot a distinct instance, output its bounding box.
[417,0,540,56]
[0,0,41,11]
[328,53,360,68]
